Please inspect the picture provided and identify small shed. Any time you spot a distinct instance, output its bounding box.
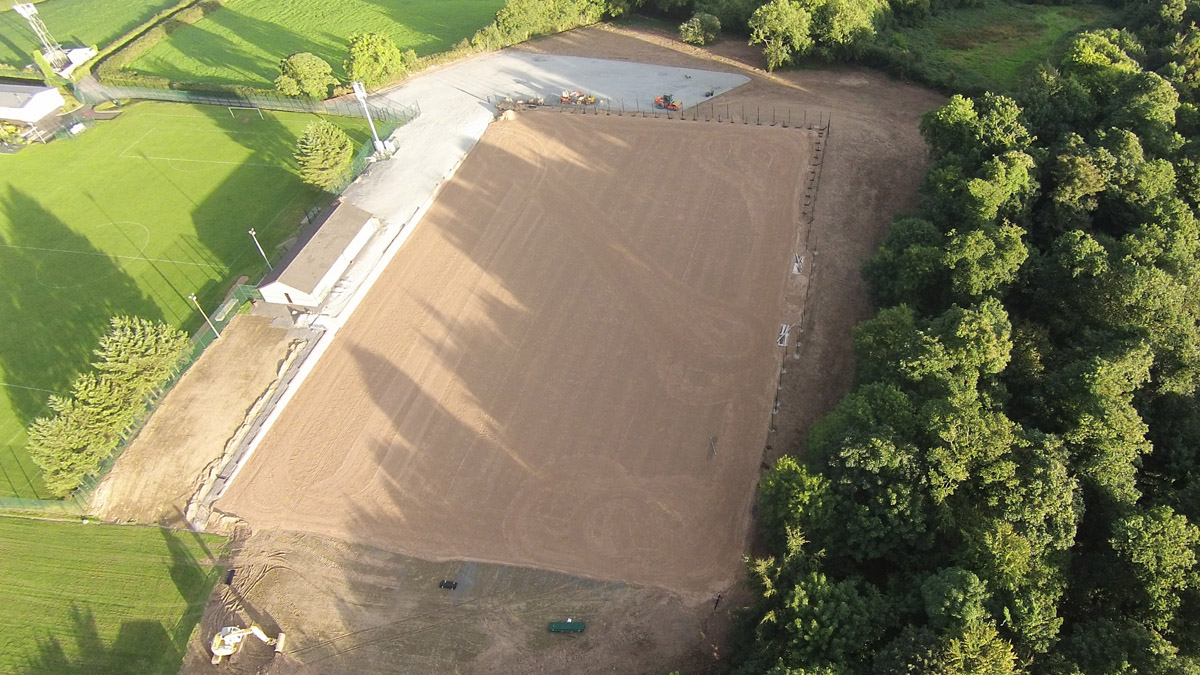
[0,81,65,126]
[258,201,380,308]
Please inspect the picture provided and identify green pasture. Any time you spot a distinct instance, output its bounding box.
[0,0,179,70]
[890,1,1116,92]
[0,516,226,674]
[128,0,505,88]
[0,101,376,499]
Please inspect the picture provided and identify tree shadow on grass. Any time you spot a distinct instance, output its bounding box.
[0,12,34,68]
[18,605,183,675]
[182,104,374,308]
[0,186,161,498]
[135,5,312,87]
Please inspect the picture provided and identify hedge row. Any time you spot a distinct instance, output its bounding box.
[95,0,227,89]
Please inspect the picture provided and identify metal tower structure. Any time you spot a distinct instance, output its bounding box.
[12,3,68,70]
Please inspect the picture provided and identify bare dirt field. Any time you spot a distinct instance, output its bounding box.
[516,26,946,465]
[181,530,742,674]
[220,111,813,594]
[187,25,943,675]
[90,315,294,525]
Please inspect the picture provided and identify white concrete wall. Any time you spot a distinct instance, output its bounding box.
[259,282,318,308]
[0,88,65,125]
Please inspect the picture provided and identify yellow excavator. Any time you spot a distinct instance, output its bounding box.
[210,624,285,665]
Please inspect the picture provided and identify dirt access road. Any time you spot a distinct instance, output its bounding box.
[188,25,942,675]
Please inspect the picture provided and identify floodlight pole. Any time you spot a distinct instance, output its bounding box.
[351,81,391,153]
[248,228,271,270]
[188,293,222,339]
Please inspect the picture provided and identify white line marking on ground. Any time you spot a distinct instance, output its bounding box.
[119,153,281,167]
[0,382,61,394]
[0,243,225,268]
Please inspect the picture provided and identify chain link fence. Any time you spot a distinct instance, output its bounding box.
[74,79,420,125]
[490,93,830,130]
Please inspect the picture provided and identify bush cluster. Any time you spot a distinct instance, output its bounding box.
[680,11,722,44]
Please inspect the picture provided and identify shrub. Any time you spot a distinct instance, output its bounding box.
[296,120,354,190]
[345,32,407,89]
[275,52,337,99]
[680,12,722,45]
[749,0,814,70]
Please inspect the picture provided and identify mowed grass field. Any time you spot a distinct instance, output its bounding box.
[0,516,226,674]
[0,101,377,499]
[128,0,505,87]
[891,1,1116,92]
[0,0,179,70]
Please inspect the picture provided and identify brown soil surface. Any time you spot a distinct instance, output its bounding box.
[519,25,945,465]
[188,24,943,675]
[90,315,293,525]
[181,531,743,675]
[220,111,813,594]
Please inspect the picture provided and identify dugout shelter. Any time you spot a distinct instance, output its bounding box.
[258,200,380,308]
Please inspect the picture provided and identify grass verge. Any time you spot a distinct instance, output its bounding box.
[0,516,226,674]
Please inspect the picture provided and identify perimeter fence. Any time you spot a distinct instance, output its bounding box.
[74,79,420,125]
[488,93,830,130]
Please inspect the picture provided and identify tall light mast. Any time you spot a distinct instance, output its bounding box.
[12,4,68,69]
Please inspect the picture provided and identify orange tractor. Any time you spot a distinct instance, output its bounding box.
[654,93,682,111]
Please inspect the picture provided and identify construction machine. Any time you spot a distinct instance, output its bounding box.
[559,90,596,105]
[210,624,285,665]
[655,94,682,111]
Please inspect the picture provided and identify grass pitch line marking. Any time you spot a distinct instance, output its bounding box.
[228,106,265,119]
[0,243,226,269]
[116,127,156,159]
[119,153,283,168]
[0,382,62,395]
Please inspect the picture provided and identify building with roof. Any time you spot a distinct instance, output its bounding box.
[258,201,380,308]
[0,81,64,126]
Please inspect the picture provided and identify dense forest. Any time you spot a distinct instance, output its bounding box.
[707,0,1200,672]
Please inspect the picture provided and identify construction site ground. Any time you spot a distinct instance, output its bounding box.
[148,25,941,675]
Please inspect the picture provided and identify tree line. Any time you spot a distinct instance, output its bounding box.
[26,318,189,497]
[732,1,1200,673]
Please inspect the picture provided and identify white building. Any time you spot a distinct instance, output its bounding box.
[0,81,64,126]
[259,201,380,308]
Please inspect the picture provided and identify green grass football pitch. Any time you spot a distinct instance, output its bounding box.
[0,101,377,499]
[0,0,179,71]
[128,0,505,88]
[0,516,227,674]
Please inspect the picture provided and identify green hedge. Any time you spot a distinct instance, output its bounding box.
[95,0,227,89]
